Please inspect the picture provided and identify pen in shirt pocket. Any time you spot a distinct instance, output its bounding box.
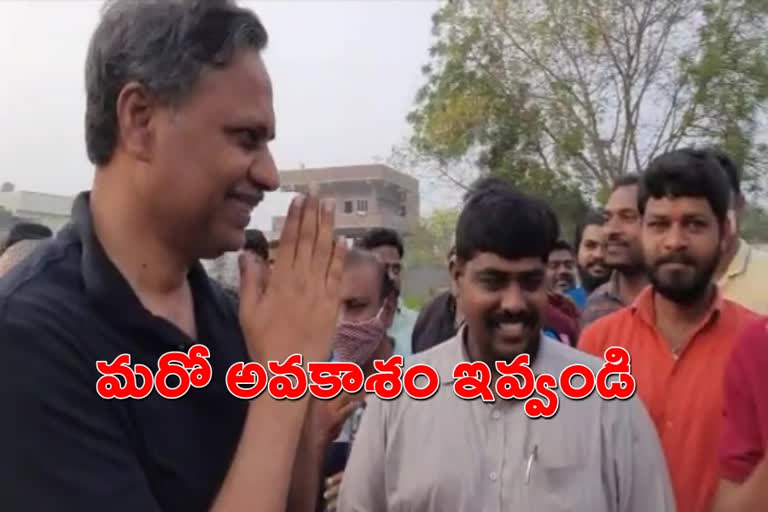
[524,444,538,485]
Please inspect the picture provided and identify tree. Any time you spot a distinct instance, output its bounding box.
[742,204,768,243]
[408,0,768,199]
[404,207,459,266]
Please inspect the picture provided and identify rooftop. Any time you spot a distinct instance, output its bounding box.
[279,164,418,192]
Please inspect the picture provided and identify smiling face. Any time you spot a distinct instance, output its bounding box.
[642,196,724,304]
[603,184,644,274]
[547,248,577,292]
[125,49,279,258]
[577,224,608,291]
[454,252,547,366]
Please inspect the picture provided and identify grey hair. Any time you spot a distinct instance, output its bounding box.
[84,0,268,166]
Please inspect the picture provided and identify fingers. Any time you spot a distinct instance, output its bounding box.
[312,198,337,276]
[325,236,347,299]
[336,400,360,423]
[324,472,343,507]
[237,251,266,311]
[294,195,320,271]
[274,195,304,274]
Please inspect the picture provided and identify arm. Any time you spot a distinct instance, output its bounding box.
[337,398,388,512]
[712,320,768,511]
[713,459,768,512]
[284,399,333,512]
[610,400,676,512]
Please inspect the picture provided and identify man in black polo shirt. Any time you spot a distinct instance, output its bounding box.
[0,2,346,512]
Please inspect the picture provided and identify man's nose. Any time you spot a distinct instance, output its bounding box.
[500,284,526,312]
[249,149,279,192]
[663,223,688,251]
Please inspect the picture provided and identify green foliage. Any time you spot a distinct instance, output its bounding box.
[404,207,459,266]
[742,203,768,243]
[402,296,425,311]
[408,0,768,200]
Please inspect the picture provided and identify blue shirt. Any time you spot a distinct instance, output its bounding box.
[389,300,418,360]
[566,286,588,311]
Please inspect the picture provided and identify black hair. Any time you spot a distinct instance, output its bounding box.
[573,209,605,251]
[243,229,269,261]
[612,173,640,191]
[463,176,512,203]
[550,240,574,254]
[638,148,731,224]
[85,0,268,166]
[358,228,404,259]
[705,147,741,197]
[455,182,559,263]
[2,222,53,253]
[344,248,398,302]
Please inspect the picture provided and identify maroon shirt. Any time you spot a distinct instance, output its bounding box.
[720,316,768,482]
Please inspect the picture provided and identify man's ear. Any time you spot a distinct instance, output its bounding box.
[115,81,157,163]
[451,259,464,293]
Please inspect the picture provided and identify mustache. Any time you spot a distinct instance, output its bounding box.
[486,309,538,328]
[606,233,628,245]
[655,253,696,266]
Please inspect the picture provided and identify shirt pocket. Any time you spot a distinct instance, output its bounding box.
[524,435,605,512]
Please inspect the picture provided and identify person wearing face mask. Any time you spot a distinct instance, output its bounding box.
[322,248,397,512]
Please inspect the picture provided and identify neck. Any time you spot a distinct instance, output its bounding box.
[653,285,715,327]
[91,171,191,296]
[616,271,647,304]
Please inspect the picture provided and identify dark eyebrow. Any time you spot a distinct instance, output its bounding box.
[223,122,275,142]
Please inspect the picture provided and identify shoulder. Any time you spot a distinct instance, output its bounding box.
[721,298,761,326]
[538,336,604,374]
[0,235,84,325]
[728,316,768,364]
[580,308,632,345]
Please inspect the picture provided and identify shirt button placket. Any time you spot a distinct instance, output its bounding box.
[489,406,504,512]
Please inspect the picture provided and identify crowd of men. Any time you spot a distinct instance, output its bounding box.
[1,1,767,511]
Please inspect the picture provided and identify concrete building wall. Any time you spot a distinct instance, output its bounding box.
[272,164,419,240]
[0,191,74,233]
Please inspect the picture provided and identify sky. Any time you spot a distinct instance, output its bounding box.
[0,0,453,231]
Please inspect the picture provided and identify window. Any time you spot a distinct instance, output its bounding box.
[400,204,406,216]
[344,200,353,214]
[356,199,368,213]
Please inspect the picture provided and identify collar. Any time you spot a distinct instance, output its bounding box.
[429,325,551,386]
[65,191,228,327]
[629,284,724,328]
[720,238,751,282]
[591,271,623,304]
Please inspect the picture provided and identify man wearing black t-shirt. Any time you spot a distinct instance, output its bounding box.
[0,2,345,512]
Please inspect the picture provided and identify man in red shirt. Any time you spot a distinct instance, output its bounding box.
[579,148,757,512]
[713,317,768,511]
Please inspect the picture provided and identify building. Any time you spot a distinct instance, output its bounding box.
[0,189,74,234]
[271,164,419,240]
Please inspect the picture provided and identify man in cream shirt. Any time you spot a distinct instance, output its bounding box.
[711,149,768,314]
[338,182,675,512]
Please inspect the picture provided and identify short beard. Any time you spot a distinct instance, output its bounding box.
[649,253,719,304]
[612,260,646,278]
[578,268,609,293]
